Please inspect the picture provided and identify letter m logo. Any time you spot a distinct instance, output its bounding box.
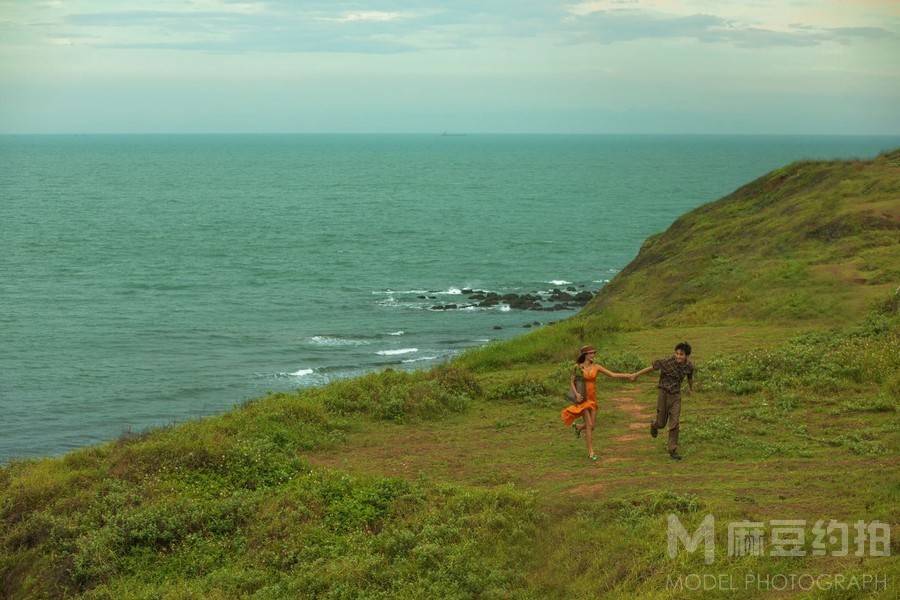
[668,514,715,564]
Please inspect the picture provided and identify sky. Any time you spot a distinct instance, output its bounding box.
[1,0,899,134]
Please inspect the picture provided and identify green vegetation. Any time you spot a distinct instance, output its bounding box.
[588,150,900,328]
[3,150,899,598]
[304,365,481,422]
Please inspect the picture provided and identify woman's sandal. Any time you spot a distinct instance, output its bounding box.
[589,453,598,461]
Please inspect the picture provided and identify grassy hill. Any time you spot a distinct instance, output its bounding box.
[2,151,898,599]
[586,149,900,328]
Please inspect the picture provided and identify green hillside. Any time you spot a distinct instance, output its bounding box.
[588,149,900,327]
[2,152,898,599]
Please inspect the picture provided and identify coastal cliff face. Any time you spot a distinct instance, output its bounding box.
[586,149,900,327]
[1,153,898,599]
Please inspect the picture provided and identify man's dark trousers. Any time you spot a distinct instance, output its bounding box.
[653,389,681,454]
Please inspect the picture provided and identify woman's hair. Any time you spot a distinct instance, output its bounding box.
[576,345,595,364]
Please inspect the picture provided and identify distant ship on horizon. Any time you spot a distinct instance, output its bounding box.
[440,131,467,137]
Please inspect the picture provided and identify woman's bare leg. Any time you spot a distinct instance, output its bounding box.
[584,409,595,456]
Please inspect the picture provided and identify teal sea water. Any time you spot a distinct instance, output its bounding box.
[2,134,898,461]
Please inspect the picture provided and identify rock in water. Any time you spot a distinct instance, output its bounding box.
[573,291,593,304]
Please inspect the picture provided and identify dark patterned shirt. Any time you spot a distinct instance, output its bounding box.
[653,357,694,394]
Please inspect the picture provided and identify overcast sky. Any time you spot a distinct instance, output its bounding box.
[1,0,898,134]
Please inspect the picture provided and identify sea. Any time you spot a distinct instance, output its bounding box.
[2,134,898,461]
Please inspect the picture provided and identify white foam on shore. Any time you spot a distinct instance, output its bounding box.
[376,348,418,356]
[547,280,572,286]
[375,296,426,310]
[372,289,430,295]
[387,330,405,336]
[431,303,509,312]
[309,335,369,346]
[439,288,463,295]
[401,355,438,363]
[269,368,318,380]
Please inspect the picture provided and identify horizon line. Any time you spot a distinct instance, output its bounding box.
[3,131,900,137]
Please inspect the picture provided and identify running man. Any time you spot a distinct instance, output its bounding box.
[632,342,694,460]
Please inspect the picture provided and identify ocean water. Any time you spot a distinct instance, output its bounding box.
[2,134,898,461]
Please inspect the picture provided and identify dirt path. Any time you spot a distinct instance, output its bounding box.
[609,395,655,444]
[305,383,661,498]
[564,393,655,495]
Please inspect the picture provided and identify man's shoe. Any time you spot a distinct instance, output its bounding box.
[650,423,658,438]
[669,451,682,461]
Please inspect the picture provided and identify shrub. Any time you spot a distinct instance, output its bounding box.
[429,365,482,398]
[604,490,702,526]
[486,376,552,405]
[311,368,475,422]
[690,416,737,441]
[595,350,645,373]
[774,393,802,411]
[838,395,896,413]
[2,466,539,599]
[875,286,900,316]
[833,434,888,457]
[701,316,899,398]
[881,372,900,400]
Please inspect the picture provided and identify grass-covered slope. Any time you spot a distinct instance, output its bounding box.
[2,151,899,599]
[587,148,900,326]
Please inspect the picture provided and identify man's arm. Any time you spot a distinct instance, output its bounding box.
[630,365,656,381]
[628,363,656,381]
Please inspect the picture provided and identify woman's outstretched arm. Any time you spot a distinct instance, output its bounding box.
[595,365,633,379]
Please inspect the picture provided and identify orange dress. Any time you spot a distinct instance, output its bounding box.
[561,364,599,426]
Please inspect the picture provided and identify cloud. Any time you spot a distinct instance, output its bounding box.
[50,2,555,54]
[827,26,897,40]
[9,1,900,54]
[566,1,649,17]
[58,7,424,53]
[65,10,250,26]
[566,8,899,47]
[316,11,412,23]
